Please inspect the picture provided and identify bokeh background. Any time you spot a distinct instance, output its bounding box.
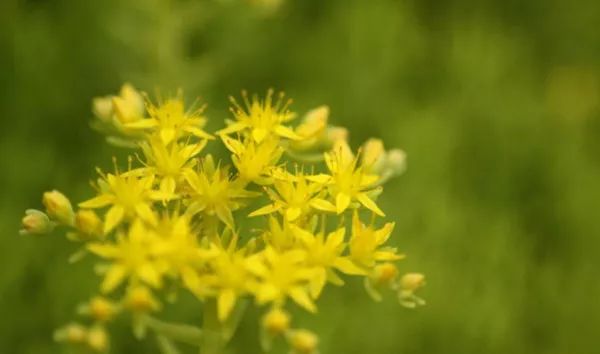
[3,0,600,353]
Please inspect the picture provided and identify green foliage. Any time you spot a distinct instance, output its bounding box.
[3,0,600,353]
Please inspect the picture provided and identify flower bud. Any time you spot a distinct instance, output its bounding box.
[371,262,399,287]
[92,97,114,123]
[43,190,74,226]
[75,209,102,237]
[361,138,385,172]
[87,326,109,352]
[325,126,348,146]
[88,297,116,322]
[400,272,425,291]
[112,83,144,124]
[398,273,426,308]
[385,149,406,177]
[54,323,87,344]
[289,329,319,354]
[297,106,329,137]
[262,307,290,336]
[125,286,160,313]
[20,209,54,235]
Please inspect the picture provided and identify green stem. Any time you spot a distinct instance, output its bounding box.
[200,299,223,354]
[143,315,204,346]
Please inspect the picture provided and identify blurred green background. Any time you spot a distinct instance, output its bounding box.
[3,0,600,353]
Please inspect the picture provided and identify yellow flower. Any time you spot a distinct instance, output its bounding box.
[349,212,403,268]
[208,236,254,321]
[246,246,316,313]
[222,135,283,184]
[151,213,216,292]
[88,220,165,293]
[126,96,213,145]
[184,156,257,229]
[79,166,171,234]
[292,225,366,298]
[219,90,301,143]
[261,216,298,251]
[249,174,326,223]
[137,137,206,194]
[309,140,384,216]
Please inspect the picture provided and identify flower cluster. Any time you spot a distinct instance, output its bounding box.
[21,84,423,354]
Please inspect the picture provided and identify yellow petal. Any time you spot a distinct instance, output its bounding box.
[135,203,157,226]
[125,119,158,129]
[309,269,327,299]
[87,243,119,258]
[310,198,336,212]
[289,287,317,313]
[184,126,214,140]
[160,177,176,195]
[306,174,331,184]
[373,251,404,261]
[274,125,302,141]
[218,289,237,322]
[285,207,302,221]
[160,128,176,145]
[356,193,385,216]
[137,263,162,288]
[101,265,127,293]
[248,204,280,217]
[333,257,367,275]
[103,205,125,234]
[335,193,351,214]
[252,128,268,143]
[79,194,114,209]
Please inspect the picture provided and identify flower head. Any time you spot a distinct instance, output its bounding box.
[219,90,300,143]
[309,140,384,216]
[126,96,212,145]
[246,246,316,312]
[184,155,258,229]
[79,164,172,234]
[349,212,403,268]
[88,220,165,293]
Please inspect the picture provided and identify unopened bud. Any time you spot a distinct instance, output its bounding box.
[42,190,74,226]
[88,297,116,322]
[125,286,160,313]
[92,97,114,123]
[54,323,87,344]
[289,329,318,354]
[297,106,329,138]
[262,307,290,336]
[20,209,54,235]
[371,263,399,287]
[112,83,144,124]
[361,138,385,172]
[386,149,406,176]
[326,126,348,145]
[87,326,109,352]
[399,273,426,308]
[75,209,102,237]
